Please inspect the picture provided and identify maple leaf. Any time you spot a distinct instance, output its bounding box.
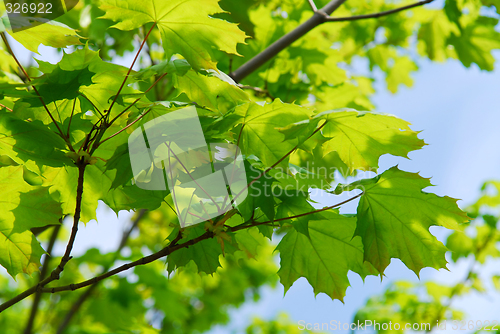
[277,211,378,301]
[0,166,61,277]
[98,0,247,70]
[353,167,470,275]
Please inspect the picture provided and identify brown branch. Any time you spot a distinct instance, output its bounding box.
[0,102,13,112]
[229,0,347,82]
[23,224,61,334]
[230,0,433,82]
[41,229,212,294]
[325,0,434,22]
[0,161,87,313]
[56,209,147,334]
[13,191,360,297]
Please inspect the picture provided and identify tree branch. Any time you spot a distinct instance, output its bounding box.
[230,0,434,83]
[56,209,147,334]
[31,192,362,296]
[0,161,87,313]
[41,228,212,294]
[23,224,61,334]
[325,0,434,22]
[229,0,347,82]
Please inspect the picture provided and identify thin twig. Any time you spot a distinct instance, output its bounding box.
[12,191,359,297]
[23,224,61,334]
[231,192,363,232]
[307,0,319,12]
[107,23,156,116]
[0,103,13,112]
[325,0,434,21]
[56,209,147,333]
[98,108,151,145]
[41,229,214,293]
[229,121,328,207]
[0,161,87,313]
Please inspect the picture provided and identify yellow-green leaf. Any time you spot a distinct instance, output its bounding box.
[98,0,247,70]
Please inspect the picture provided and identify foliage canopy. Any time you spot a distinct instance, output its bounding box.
[0,0,499,332]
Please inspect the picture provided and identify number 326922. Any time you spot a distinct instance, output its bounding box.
[5,2,53,14]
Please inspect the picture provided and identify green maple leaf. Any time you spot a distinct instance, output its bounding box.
[226,100,312,169]
[354,166,470,275]
[386,56,418,93]
[275,193,326,237]
[237,159,276,221]
[0,166,62,277]
[0,111,72,174]
[417,11,459,62]
[166,225,224,275]
[277,211,378,301]
[14,46,133,127]
[319,109,425,172]
[171,69,249,112]
[98,0,247,70]
[5,19,82,53]
[449,16,500,71]
[43,159,166,223]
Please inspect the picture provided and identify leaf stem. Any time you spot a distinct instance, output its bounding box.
[0,102,13,112]
[231,191,363,231]
[107,23,156,116]
[229,120,327,208]
[66,99,76,139]
[107,72,167,127]
[325,0,434,22]
[98,108,151,145]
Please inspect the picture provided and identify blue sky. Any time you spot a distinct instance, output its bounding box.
[5,33,500,333]
[210,56,500,333]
